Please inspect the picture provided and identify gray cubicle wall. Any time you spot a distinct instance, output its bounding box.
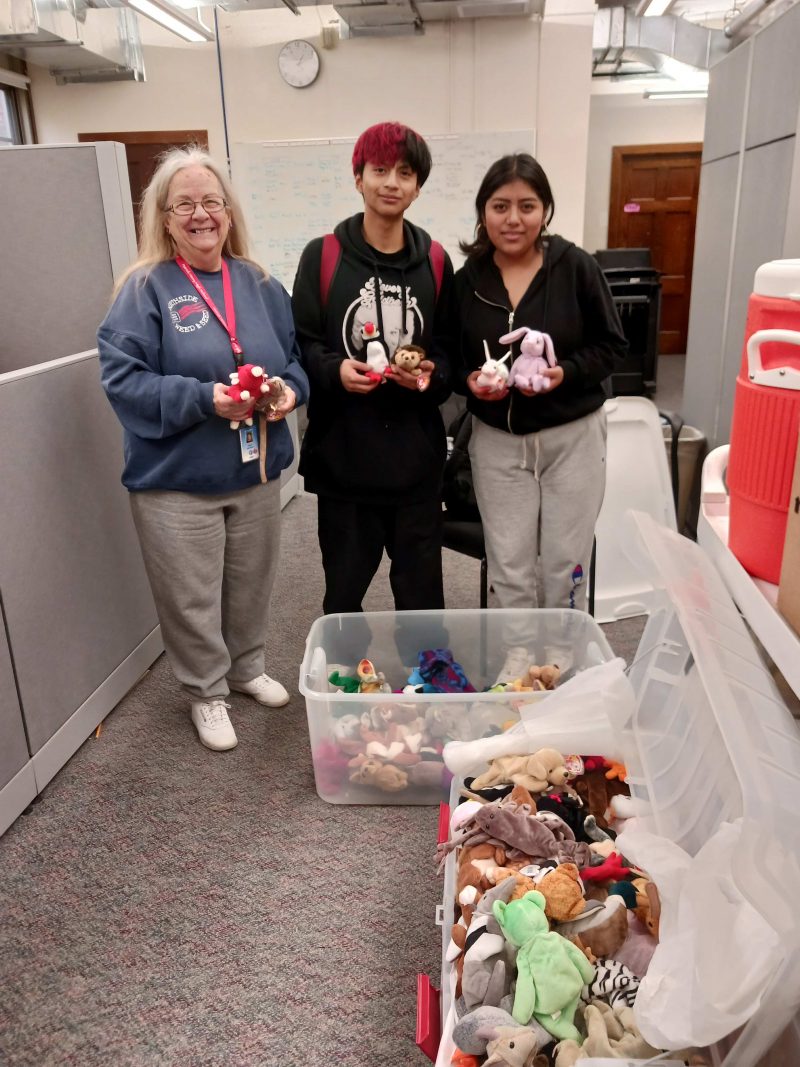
[682,1,800,448]
[0,143,162,836]
[0,603,36,835]
[0,353,161,757]
[0,143,138,374]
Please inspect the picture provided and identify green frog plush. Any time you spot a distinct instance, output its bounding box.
[493,889,595,1042]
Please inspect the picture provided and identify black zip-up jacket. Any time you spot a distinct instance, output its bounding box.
[292,213,453,503]
[451,235,627,434]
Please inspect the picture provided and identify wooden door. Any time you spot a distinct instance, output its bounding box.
[608,144,702,355]
[78,130,209,237]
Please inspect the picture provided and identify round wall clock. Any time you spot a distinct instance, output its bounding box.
[278,39,321,89]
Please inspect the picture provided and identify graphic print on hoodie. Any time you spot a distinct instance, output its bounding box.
[292,213,454,505]
[342,276,424,363]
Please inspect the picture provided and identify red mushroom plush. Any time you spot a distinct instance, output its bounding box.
[227,363,270,430]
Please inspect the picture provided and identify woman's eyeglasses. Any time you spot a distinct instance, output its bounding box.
[166,196,228,216]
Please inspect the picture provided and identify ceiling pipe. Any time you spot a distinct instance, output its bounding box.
[724,0,776,36]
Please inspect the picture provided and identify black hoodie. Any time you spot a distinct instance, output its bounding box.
[450,235,627,434]
[292,213,453,504]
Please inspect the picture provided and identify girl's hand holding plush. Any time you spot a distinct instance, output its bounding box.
[515,364,564,397]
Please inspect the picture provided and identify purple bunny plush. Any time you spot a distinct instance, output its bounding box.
[499,328,557,393]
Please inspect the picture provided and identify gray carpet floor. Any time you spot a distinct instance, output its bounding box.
[0,492,645,1067]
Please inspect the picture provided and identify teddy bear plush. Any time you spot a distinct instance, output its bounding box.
[526,665,561,691]
[472,748,569,794]
[631,876,661,939]
[485,867,540,902]
[554,893,629,960]
[536,863,586,922]
[393,343,431,391]
[493,890,595,1040]
[348,756,407,792]
[392,343,425,374]
[458,843,508,903]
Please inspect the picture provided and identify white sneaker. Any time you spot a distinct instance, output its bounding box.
[191,699,238,751]
[494,645,531,686]
[228,673,290,707]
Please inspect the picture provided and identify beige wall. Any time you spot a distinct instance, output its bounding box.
[27,11,595,246]
[583,92,707,254]
[29,38,226,154]
[537,19,594,247]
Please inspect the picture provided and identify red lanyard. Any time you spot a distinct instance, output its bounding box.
[175,255,243,363]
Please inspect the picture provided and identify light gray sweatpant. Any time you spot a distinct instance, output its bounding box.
[468,408,607,610]
[130,480,281,701]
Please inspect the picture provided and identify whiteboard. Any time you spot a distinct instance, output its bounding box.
[231,130,535,289]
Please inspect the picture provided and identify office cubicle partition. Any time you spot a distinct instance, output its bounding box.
[0,143,162,835]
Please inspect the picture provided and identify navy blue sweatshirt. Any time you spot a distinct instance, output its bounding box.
[292,214,453,504]
[98,258,309,493]
[451,235,627,434]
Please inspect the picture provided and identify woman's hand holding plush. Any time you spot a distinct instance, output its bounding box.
[467,369,508,401]
[213,382,255,421]
[515,364,564,398]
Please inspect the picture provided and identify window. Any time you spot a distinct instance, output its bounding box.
[0,87,22,146]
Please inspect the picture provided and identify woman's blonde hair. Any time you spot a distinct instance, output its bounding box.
[113,145,264,294]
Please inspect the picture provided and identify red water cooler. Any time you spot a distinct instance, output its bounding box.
[728,260,800,584]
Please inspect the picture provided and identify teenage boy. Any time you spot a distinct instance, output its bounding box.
[292,121,453,615]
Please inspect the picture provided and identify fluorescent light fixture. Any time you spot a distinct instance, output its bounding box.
[457,0,531,15]
[636,0,674,14]
[346,22,423,36]
[127,0,214,41]
[644,89,709,99]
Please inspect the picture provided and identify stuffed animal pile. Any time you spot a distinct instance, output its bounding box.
[437,748,709,1066]
[314,652,563,798]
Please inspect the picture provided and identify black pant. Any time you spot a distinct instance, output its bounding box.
[317,495,445,615]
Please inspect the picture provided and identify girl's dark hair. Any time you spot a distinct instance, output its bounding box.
[460,153,555,260]
[352,122,432,187]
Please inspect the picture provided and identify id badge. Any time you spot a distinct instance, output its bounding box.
[239,423,259,463]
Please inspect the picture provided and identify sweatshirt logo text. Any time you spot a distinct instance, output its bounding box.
[169,294,210,333]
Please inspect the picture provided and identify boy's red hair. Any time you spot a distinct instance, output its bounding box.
[351,122,432,186]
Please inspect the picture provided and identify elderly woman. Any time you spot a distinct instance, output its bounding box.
[98,146,309,752]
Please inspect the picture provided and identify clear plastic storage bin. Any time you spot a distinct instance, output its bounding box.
[298,608,614,805]
[426,513,800,1067]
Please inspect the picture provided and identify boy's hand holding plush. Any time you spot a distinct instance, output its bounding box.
[340,358,382,394]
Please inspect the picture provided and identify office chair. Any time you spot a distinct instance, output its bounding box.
[441,515,489,609]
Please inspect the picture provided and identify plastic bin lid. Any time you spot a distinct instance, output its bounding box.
[620,512,800,924]
[753,258,800,299]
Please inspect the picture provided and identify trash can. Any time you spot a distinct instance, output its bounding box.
[595,248,661,397]
[662,421,706,533]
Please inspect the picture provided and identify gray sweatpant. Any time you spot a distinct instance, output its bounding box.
[468,408,607,610]
[130,481,281,701]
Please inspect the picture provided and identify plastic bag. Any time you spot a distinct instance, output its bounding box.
[442,658,635,777]
[617,820,794,1050]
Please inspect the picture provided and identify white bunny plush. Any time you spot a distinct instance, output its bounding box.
[499,327,557,393]
[475,340,512,393]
